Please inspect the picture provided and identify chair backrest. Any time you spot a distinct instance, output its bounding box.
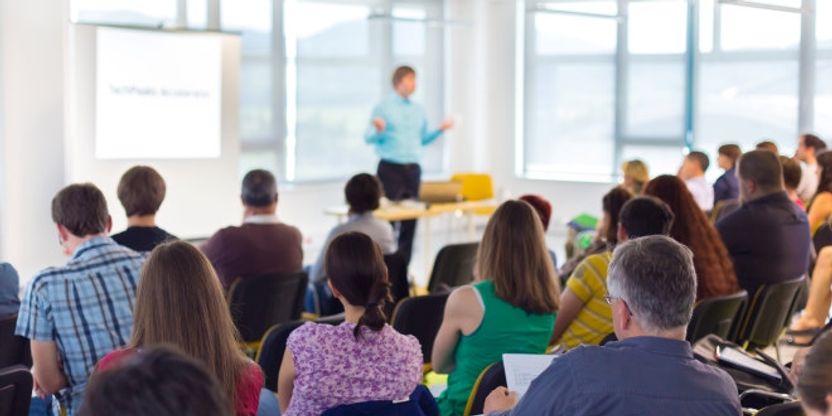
[450,173,494,201]
[814,222,832,253]
[255,313,345,392]
[228,271,309,343]
[0,315,30,369]
[464,362,506,416]
[321,385,439,416]
[711,199,740,223]
[686,291,748,343]
[384,252,410,305]
[755,401,804,416]
[391,294,450,364]
[734,277,806,349]
[0,365,33,416]
[427,243,478,294]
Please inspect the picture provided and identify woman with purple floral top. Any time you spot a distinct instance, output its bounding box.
[278,232,423,416]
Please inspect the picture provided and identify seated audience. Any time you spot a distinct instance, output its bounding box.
[97,241,263,416]
[80,346,231,416]
[797,331,832,416]
[559,187,632,280]
[279,232,422,415]
[483,236,742,416]
[757,140,780,154]
[644,175,740,300]
[808,151,832,236]
[621,159,649,195]
[202,169,303,289]
[551,196,675,349]
[433,200,560,416]
[309,173,395,285]
[781,155,806,210]
[717,151,811,298]
[110,166,177,252]
[519,194,558,269]
[0,262,20,316]
[713,144,742,204]
[797,133,827,204]
[678,151,714,211]
[15,184,145,415]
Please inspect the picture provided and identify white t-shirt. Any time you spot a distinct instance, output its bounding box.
[796,162,818,203]
[686,176,714,211]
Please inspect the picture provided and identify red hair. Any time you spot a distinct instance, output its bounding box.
[519,194,552,231]
[643,175,740,300]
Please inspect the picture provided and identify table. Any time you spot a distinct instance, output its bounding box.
[324,200,499,272]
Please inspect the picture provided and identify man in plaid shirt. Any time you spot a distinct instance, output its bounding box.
[16,183,145,415]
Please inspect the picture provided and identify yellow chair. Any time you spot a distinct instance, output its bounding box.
[451,173,495,201]
[450,173,497,216]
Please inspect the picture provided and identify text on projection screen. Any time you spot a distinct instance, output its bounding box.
[95,27,222,159]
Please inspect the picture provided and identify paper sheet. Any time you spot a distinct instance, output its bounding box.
[502,353,557,397]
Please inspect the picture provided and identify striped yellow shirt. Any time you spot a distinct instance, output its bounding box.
[560,251,613,350]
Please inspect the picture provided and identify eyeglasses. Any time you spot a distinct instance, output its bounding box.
[603,295,620,305]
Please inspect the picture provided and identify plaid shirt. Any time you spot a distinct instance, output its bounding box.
[16,237,144,415]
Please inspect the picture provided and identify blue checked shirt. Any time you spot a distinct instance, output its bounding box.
[16,237,145,415]
[364,93,443,164]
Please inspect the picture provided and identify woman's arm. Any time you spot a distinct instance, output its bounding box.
[431,286,482,374]
[549,289,586,345]
[277,350,296,413]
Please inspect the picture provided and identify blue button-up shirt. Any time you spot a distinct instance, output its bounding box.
[364,94,443,165]
[491,337,741,416]
[16,237,145,415]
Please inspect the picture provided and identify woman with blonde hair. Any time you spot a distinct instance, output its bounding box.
[432,200,560,416]
[96,241,263,416]
[621,159,649,195]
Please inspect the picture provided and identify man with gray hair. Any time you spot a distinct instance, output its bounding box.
[484,236,741,416]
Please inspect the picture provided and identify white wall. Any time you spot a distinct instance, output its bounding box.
[0,0,69,280]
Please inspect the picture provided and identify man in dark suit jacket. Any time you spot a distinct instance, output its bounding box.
[717,150,811,297]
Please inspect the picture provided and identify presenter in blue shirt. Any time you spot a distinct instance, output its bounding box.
[365,66,453,265]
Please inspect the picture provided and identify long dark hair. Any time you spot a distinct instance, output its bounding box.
[643,175,739,300]
[602,186,633,245]
[325,232,392,338]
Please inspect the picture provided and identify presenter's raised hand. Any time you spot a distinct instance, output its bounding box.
[439,117,455,131]
[373,117,386,133]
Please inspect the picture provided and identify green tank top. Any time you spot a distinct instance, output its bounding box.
[436,280,555,416]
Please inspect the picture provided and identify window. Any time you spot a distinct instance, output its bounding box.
[523,1,618,181]
[228,0,445,182]
[70,0,177,26]
[521,0,815,182]
[696,1,802,177]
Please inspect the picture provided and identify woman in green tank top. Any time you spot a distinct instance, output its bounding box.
[432,200,561,416]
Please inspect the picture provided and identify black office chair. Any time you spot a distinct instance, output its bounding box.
[228,271,309,345]
[599,333,618,346]
[255,313,345,392]
[0,315,30,369]
[0,365,33,416]
[686,291,748,343]
[755,401,805,416]
[733,277,806,360]
[464,362,506,416]
[385,252,410,305]
[427,243,478,294]
[391,294,450,369]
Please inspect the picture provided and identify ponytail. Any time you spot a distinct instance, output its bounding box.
[353,278,393,339]
[324,231,395,340]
